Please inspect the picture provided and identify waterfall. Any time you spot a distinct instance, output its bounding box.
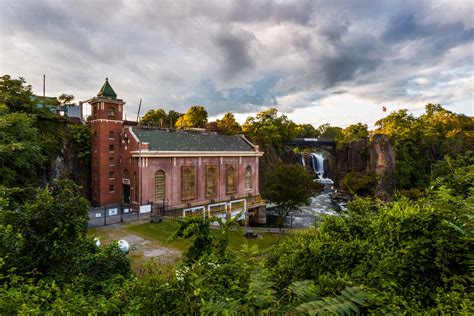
[300,154,306,167]
[310,152,334,185]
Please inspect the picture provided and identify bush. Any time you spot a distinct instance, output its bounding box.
[266,192,472,313]
[340,171,376,195]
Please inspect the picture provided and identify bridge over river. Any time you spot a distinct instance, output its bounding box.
[284,138,337,155]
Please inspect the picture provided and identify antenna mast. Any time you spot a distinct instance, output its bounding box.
[42,74,46,107]
[136,98,142,123]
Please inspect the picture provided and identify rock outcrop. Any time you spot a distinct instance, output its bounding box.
[39,118,91,199]
[335,134,395,201]
[369,134,395,200]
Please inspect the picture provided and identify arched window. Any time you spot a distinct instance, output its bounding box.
[181,166,196,200]
[154,170,166,203]
[245,166,252,190]
[107,107,115,119]
[206,166,218,197]
[226,165,237,194]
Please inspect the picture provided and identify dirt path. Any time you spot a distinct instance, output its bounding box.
[90,224,182,272]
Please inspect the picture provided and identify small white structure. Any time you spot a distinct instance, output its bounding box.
[118,240,129,253]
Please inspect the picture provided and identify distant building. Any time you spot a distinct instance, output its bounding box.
[33,95,83,120]
[87,79,265,221]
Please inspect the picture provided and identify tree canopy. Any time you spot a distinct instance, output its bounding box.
[0,75,35,113]
[216,112,242,135]
[317,123,344,139]
[242,108,298,148]
[140,108,184,128]
[340,123,369,143]
[175,105,208,128]
[374,104,473,189]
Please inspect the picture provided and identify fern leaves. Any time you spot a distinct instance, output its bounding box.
[289,284,368,316]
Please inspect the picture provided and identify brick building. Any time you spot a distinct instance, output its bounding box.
[88,79,265,220]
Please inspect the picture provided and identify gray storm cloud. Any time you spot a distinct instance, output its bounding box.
[0,0,472,119]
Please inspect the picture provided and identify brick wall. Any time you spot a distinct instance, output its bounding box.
[90,98,125,206]
[138,155,259,209]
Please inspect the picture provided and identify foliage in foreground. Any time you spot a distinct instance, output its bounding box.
[0,180,132,314]
[267,189,473,313]
[121,181,472,314]
[1,175,472,313]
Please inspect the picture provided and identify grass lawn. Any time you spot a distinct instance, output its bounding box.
[89,220,284,276]
[129,220,283,252]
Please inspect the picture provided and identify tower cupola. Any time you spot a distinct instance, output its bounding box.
[97,78,117,100]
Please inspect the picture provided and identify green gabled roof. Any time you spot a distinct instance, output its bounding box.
[132,128,255,152]
[97,78,117,99]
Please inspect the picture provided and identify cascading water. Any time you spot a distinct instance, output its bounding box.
[299,153,306,167]
[310,152,334,185]
[285,151,337,228]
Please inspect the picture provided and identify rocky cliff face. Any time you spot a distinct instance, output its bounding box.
[46,138,91,199]
[335,134,395,200]
[335,139,369,180]
[369,134,395,200]
[39,119,91,199]
[257,142,279,193]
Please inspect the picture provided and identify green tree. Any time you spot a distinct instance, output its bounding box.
[0,75,35,113]
[374,105,473,190]
[317,123,343,139]
[263,163,321,232]
[243,108,298,148]
[340,123,369,143]
[0,105,45,186]
[375,109,416,139]
[168,110,184,127]
[295,123,320,138]
[58,93,74,106]
[176,105,208,128]
[1,180,132,285]
[216,112,241,135]
[1,180,89,277]
[140,108,168,126]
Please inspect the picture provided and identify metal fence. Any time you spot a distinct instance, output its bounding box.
[88,203,151,227]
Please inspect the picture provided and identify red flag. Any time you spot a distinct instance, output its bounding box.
[382,106,387,112]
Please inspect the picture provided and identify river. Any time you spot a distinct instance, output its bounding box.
[286,190,340,228]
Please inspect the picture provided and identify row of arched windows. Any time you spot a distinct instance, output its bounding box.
[153,165,253,203]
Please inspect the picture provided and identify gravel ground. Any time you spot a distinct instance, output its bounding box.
[90,224,182,270]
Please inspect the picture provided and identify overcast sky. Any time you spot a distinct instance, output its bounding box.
[1,0,472,127]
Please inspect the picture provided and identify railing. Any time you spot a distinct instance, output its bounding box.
[89,195,266,227]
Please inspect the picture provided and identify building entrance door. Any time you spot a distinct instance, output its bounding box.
[123,184,130,204]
